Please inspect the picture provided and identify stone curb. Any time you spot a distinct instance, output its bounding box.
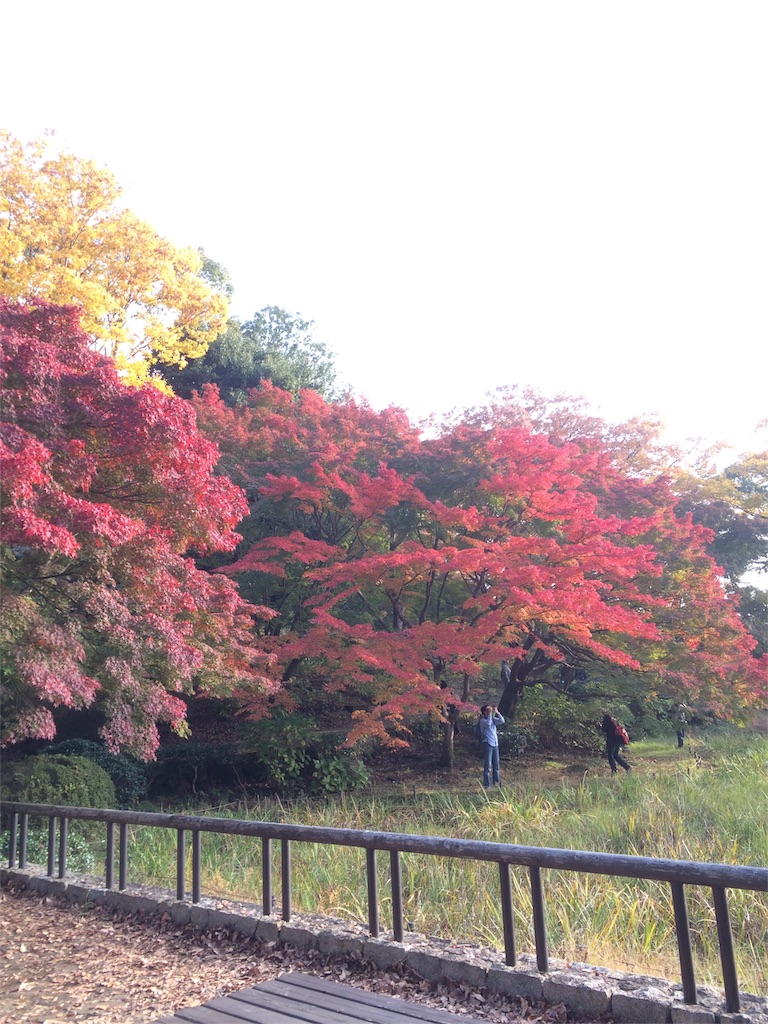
[2,868,766,1024]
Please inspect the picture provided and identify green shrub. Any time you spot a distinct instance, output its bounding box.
[0,824,95,872]
[1,754,116,808]
[47,739,146,807]
[497,727,528,758]
[242,712,371,796]
[247,713,314,791]
[308,745,371,794]
[514,690,607,751]
[144,713,372,800]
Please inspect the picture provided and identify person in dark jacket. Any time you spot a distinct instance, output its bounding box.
[600,713,631,774]
[676,704,687,748]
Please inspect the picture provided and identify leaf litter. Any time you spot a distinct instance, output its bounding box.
[0,882,606,1023]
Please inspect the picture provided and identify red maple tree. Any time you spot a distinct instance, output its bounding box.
[0,301,276,758]
[201,385,766,765]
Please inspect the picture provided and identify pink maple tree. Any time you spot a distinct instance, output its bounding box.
[0,301,277,758]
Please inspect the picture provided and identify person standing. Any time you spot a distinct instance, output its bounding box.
[479,704,505,788]
[676,704,687,748]
[600,713,631,774]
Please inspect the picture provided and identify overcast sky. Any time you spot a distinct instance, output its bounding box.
[4,0,767,462]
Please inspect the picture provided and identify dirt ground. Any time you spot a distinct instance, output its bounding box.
[0,881,598,1024]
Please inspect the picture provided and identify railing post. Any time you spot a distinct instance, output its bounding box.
[47,816,56,877]
[19,813,28,869]
[58,817,68,879]
[713,886,740,1013]
[530,864,548,973]
[118,823,128,890]
[106,822,115,889]
[281,839,291,921]
[670,881,697,1004]
[262,838,272,916]
[390,850,403,942]
[499,861,516,966]
[176,829,186,901]
[192,830,201,904]
[366,848,379,937]
[8,812,18,868]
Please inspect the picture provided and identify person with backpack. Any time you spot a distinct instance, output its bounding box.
[477,704,505,788]
[600,713,631,774]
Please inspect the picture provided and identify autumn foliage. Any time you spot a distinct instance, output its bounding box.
[2,301,765,763]
[0,132,227,385]
[196,384,767,762]
[0,301,275,758]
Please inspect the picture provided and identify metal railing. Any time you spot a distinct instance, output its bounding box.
[3,801,766,1013]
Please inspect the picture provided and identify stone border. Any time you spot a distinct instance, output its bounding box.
[2,867,766,1024]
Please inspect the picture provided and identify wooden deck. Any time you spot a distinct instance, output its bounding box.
[153,971,484,1023]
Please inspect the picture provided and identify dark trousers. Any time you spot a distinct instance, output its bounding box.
[607,741,630,773]
[677,728,685,748]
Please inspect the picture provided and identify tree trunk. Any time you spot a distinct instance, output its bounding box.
[498,656,530,722]
[498,679,524,723]
[497,647,553,722]
[439,718,454,767]
[438,705,462,767]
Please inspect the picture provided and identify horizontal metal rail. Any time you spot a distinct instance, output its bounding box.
[2,801,766,1013]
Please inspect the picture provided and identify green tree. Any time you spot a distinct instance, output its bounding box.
[676,452,768,585]
[735,586,768,659]
[159,306,339,405]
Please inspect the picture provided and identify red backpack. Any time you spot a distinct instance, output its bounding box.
[614,720,630,745]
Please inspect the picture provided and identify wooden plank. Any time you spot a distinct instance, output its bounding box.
[188,993,323,1024]
[274,973,475,1024]
[231,982,420,1024]
[158,971,486,1023]
[222,986,366,1024]
[170,1005,258,1024]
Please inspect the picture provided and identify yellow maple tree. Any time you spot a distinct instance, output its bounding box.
[0,131,227,384]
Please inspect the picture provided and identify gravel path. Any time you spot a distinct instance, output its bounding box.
[0,882,579,1024]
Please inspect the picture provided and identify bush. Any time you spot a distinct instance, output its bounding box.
[247,712,314,791]
[240,712,371,796]
[308,744,371,794]
[498,727,528,758]
[1,754,116,808]
[144,713,372,801]
[0,824,95,872]
[513,690,608,751]
[47,739,146,807]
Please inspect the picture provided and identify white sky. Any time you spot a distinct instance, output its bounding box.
[3,0,767,462]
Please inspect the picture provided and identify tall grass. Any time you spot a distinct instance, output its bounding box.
[119,732,768,993]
